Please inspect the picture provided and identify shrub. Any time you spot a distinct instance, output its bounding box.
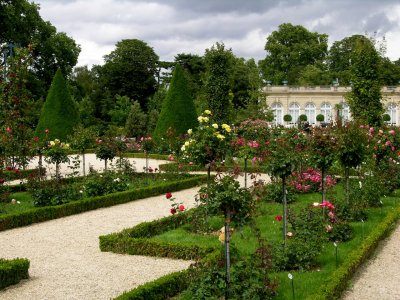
[0,258,30,290]
[84,172,129,197]
[283,114,292,122]
[261,180,297,204]
[153,64,198,141]
[316,114,324,122]
[35,69,80,141]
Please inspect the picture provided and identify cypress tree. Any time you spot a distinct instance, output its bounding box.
[35,69,80,140]
[153,64,198,141]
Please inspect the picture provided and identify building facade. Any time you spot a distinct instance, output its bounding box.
[264,85,400,125]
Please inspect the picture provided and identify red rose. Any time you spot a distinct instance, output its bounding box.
[45,128,49,133]
[0,178,5,184]
[170,208,177,215]
[179,204,185,212]
[165,192,172,199]
[275,215,283,221]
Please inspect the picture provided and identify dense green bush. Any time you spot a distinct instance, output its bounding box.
[153,64,198,141]
[35,69,80,140]
[261,180,297,204]
[0,258,30,290]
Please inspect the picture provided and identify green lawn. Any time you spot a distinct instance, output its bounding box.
[147,184,400,299]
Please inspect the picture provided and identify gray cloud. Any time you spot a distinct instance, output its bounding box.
[34,0,400,66]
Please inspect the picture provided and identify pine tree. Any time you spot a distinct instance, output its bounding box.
[35,69,80,140]
[153,64,198,141]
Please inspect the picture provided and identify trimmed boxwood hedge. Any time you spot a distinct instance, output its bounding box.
[100,211,219,260]
[115,269,190,300]
[0,258,30,290]
[0,175,208,232]
[158,162,261,173]
[306,206,400,300]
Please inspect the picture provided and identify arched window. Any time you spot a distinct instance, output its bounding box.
[289,103,300,124]
[340,102,350,123]
[271,102,283,125]
[305,103,316,124]
[386,103,397,125]
[320,102,332,123]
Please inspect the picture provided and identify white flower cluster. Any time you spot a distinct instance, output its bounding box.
[181,139,195,152]
[49,139,70,149]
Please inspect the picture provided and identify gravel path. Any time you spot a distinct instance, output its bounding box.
[0,156,269,299]
[342,222,400,300]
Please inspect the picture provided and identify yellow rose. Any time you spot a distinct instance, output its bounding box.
[212,123,218,129]
[204,110,211,115]
[187,128,193,135]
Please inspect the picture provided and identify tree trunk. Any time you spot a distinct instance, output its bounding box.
[244,157,248,188]
[283,176,287,242]
[224,210,231,300]
[82,151,86,176]
[104,159,107,171]
[345,167,350,204]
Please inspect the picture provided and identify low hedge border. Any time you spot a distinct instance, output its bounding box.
[100,210,219,260]
[1,168,45,181]
[0,258,30,290]
[114,269,190,300]
[307,207,400,300]
[0,174,208,232]
[158,162,261,173]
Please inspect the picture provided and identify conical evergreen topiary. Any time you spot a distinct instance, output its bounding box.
[35,69,80,140]
[153,64,198,141]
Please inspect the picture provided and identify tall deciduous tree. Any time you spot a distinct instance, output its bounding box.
[35,69,80,140]
[153,64,198,141]
[125,101,147,139]
[346,38,383,126]
[203,42,234,123]
[100,39,159,111]
[259,23,328,85]
[1,0,80,101]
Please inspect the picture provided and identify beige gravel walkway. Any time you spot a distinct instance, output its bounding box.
[342,222,400,300]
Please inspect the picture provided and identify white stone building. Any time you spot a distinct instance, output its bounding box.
[264,85,400,126]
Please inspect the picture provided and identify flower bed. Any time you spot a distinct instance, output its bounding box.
[102,187,400,299]
[0,174,208,232]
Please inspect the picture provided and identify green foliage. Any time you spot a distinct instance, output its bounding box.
[198,175,255,227]
[125,101,147,138]
[299,114,308,122]
[68,125,96,153]
[0,0,80,100]
[0,174,208,232]
[203,42,234,123]
[84,172,129,197]
[0,47,35,168]
[261,180,298,204]
[346,37,383,126]
[382,113,391,122]
[306,207,400,300]
[336,122,368,169]
[316,114,324,122]
[35,69,80,140]
[283,114,292,122]
[114,270,189,300]
[101,39,159,110]
[180,110,233,166]
[0,258,30,290]
[153,64,198,141]
[260,23,328,85]
[109,95,132,126]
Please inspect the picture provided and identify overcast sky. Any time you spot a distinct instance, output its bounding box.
[34,0,400,67]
